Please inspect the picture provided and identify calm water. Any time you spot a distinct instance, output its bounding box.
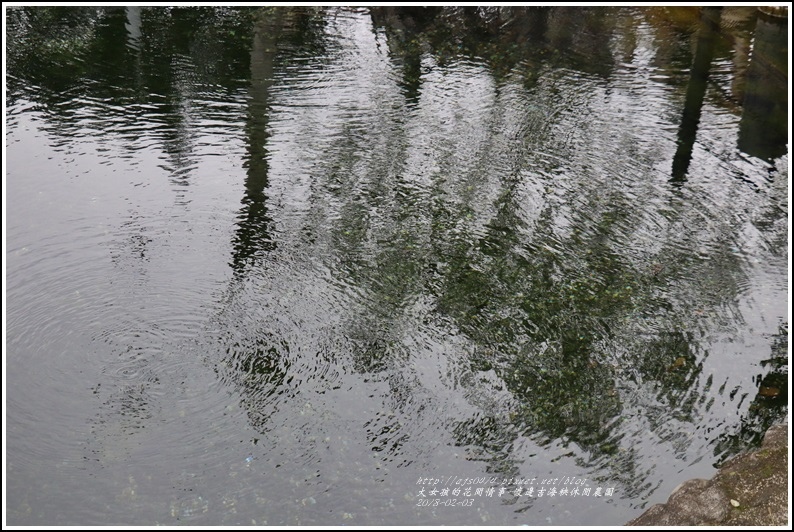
[5,6,789,526]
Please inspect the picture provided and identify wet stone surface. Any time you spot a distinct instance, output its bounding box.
[627,424,789,526]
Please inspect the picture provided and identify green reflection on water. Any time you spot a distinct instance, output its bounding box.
[5,5,788,526]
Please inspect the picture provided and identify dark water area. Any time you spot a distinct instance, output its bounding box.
[4,6,789,526]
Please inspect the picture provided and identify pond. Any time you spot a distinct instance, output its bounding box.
[5,6,789,526]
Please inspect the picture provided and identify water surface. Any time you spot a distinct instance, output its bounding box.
[5,6,789,526]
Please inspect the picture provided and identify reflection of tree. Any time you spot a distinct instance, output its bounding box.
[230,9,280,274]
[370,6,616,91]
[5,5,271,456]
[218,8,330,430]
[6,6,104,98]
[643,7,788,170]
[7,6,258,198]
[312,8,779,500]
[277,8,753,498]
[5,5,331,440]
[432,188,641,483]
[670,7,721,184]
[230,7,328,275]
[427,153,770,498]
[369,7,442,103]
[6,6,254,156]
[737,11,788,161]
[11,7,785,514]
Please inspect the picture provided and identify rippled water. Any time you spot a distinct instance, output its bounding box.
[5,6,789,526]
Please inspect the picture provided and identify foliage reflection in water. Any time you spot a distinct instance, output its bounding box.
[5,6,788,526]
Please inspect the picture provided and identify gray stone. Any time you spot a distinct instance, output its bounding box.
[627,424,789,526]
